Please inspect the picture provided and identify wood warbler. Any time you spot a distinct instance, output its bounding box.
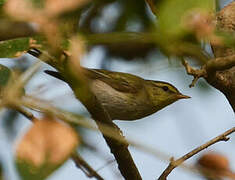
[28,49,190,121]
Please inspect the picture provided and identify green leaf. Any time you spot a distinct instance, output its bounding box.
[0,36,45,58]
[153,0,215,60]
[16,161,61,180]
[0,0,6,6]
[157,0,215,39]
[0,64,11,88]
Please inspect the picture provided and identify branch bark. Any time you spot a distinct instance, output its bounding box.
[158,127,235,180]
[182,54,235,88]
[182,2,235,111]
[206,2,235,111]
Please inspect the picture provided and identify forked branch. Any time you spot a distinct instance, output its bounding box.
[182,54,235,87]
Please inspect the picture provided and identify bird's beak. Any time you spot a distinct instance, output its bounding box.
[177,94,191,99]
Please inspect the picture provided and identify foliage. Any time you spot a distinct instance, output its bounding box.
[16,117,79,180]
[0,0,234,180]
[0,64,11,87]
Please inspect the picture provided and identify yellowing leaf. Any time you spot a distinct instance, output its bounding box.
[16,117,79,180]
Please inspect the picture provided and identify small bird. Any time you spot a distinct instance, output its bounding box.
[28,49,190,121]
[45,68,190,121]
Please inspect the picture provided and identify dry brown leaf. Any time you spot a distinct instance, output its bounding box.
[16,116,79,166]
[197,152,235,179]
[197,152,230,171]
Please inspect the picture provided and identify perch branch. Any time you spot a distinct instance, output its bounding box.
[27,49,142,180]
[158,127,235,180]
[61,55,142,180]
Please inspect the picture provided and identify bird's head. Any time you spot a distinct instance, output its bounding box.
[145,80,190,110]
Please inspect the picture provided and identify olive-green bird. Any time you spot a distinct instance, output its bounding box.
[45,68,190,121]
[28,49,190,121]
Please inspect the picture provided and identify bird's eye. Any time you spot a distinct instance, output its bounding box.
[162,86,169,91]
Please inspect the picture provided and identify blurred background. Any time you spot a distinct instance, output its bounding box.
[0,0,234,179]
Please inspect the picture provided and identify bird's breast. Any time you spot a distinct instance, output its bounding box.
[89,80,156,120]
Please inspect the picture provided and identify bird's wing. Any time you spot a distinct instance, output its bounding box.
[45,69,144,94]
[84,69,144,94]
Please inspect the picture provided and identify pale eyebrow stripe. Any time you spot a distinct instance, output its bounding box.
[148,81,179,93]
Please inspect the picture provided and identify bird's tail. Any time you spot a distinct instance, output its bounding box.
[27,48,66,82]
[44,70,65,81]
[27,48,42,58]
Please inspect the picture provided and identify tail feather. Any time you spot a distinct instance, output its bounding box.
[27,48,42,58]
[44,70,65,81]
[28,48,66,82]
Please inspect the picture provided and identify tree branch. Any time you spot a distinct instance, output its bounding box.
[0,20,37,41]
[181,2,235,111]
[65,72,142,180]
[28,49,142,180]
[207,2,235,111]
[182,54,235,88]
[181,60,206,87]
[14,100,104,179]
[182,54,235,111]
[158,127,235,180]
[206,54,235,73]
[71,152,104,180]
[10,105,36,122]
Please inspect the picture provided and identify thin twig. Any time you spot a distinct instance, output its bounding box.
[71,152,104,180]
[17,61,42,86]
[182,54,235,88]
[0,61,41,122]
[20,95,225,178]
[0,61,103,179]
[19,95,176,164]
[181,60,206,87]
[16,96,103,179]
[11,105,36,122]
[158,127,235,180]
[1,61,42,107]
[96,159,116,172]
[9,63,233,179]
